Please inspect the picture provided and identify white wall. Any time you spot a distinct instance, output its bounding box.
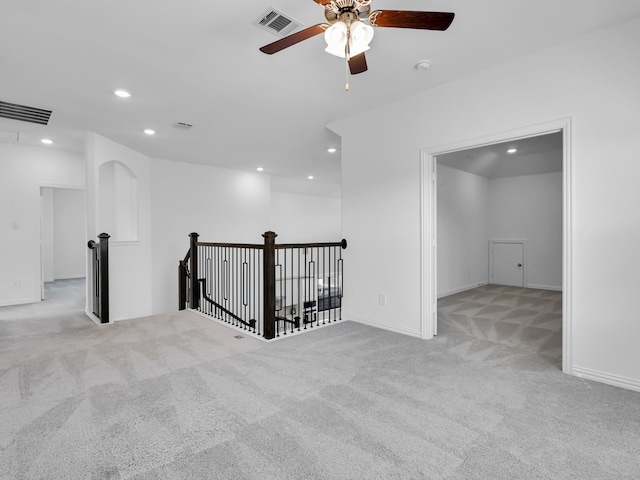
[437,165,489,297]
[270,192,341,243]
[437,168,562,296]
[0,143,84,306]
[87,133,152,322]
[150,158,271,315]
[331,16,640,389]
[488,172,562,290]
[52,188,86,280]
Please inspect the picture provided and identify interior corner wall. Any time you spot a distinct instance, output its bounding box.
[436,165,489,297]
[331,16,640,387]
[149,158,270,315]
[488,172,563,290]
[0,143,85,307]
[86,133,152,321]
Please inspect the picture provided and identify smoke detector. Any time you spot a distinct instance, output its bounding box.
[415,59,432,71]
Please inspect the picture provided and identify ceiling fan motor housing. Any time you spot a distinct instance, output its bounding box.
[324,0,371,24]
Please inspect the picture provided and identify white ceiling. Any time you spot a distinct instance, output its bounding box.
[437,132,563,179]
[2,1,640,186]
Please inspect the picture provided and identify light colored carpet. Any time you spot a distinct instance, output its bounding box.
[438,284,563,369]
[0,278,86,322]
[0,283,639,479]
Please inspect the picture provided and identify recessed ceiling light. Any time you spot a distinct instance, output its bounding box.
[507,148,517,154]
[144,129,155,135]
[308,175,314,180]
[256,167,264,172]
[327,148,337,153]
[41,138,53,145]
[114,89,131,98]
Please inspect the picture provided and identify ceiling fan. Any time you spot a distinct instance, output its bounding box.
[259,0,454,89]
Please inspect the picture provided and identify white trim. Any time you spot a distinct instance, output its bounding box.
[0,297,38,307]
[420,117,573,375]
[35,183,86,308]
[489,239,527,288]
[190,308,345,342]
[561,120,574,374]
[527,283,562,292]
[419,153,437,339]
[347,313,422,338]
[573,366,640,393]
[437,282,488,299]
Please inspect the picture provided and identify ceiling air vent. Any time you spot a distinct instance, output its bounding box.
[253,7,301,37]
[0,100,52,125]
[174,122,193,129]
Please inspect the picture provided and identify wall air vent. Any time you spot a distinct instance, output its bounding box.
[253,7,301,37]
[0,100,52,125]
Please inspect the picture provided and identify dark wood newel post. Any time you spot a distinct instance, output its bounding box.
[263,231,277,339]
[178,260,187,311]
[98,233,110,324]
[189,232,200,309]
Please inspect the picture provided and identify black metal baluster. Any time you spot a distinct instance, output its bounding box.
[338,253,344,321]
[297,247,301,331]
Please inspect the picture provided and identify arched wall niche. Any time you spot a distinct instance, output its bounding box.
[98,160,139,242]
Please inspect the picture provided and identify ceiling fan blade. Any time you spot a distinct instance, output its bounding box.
[259,24,329,54]
[349,52,368,75]
[370,11,455,30]
[312,0,331,4]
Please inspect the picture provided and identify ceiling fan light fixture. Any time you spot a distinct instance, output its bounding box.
[324,21,348,57]
[350,20,374,52]
[325,20,373,58]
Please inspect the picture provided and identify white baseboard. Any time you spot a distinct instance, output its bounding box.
[527,283,562,291]
[345,312,422,338]
[572,366,640,393]
[437,282,488,299]
[53,275,86,281]
[0,296,39,307]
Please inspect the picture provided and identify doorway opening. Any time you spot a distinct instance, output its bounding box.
[421,118,572,373]
[39,186,86,311]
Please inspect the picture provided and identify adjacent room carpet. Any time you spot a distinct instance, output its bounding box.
[0,283,638,479]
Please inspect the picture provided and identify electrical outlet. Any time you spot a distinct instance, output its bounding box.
[378,293,387,306]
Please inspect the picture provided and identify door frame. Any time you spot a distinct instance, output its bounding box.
[420,117,573,374]
[489,239,527,287]
[36,183,86,303]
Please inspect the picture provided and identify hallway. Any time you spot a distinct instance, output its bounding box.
[0,278,85,322]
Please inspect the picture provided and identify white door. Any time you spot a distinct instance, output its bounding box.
[491,241,525,287]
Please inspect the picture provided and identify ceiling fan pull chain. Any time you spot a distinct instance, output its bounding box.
[345,57,350,92]
[345,29,351,92]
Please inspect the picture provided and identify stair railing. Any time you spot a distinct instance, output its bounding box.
[179,231,347,340]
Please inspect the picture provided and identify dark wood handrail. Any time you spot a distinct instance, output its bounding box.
[198,279,256,329]
[195,239,347,250]
[275,239,347,249]
[196,241,264,249]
